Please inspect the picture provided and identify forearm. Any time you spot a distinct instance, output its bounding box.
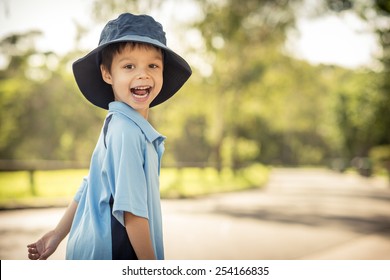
[27,199,78,260]
[124,211,156,260]
[54,199,78,241]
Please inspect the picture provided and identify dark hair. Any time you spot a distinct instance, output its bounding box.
[100,42,162,72]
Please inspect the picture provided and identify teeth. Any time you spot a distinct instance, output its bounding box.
[134,86,151,90]
[131,86,151,98]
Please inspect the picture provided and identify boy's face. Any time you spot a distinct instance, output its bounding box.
[101,44,163,118]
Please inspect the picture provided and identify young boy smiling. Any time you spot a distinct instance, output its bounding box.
[27,13,191,260]
[100,42,164,119]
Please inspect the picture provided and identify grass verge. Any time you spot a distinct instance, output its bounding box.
[0,164,269,208]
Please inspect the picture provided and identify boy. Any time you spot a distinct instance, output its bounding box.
[27,13,191,260]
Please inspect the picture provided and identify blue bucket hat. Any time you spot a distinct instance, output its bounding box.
[72,13,192,109]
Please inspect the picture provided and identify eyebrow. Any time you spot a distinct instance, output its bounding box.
[117,54,163,63]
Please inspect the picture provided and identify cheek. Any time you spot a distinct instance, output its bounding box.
[156,80,163,94]
[112,75,129,87]
[156,73,164,88]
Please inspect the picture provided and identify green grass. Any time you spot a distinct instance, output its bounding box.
[160,164,269,198]
[0,164,269,207]
[0,169,87,199]
[0,169,88,208]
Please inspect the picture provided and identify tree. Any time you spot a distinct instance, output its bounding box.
[0,30,104,161]
[91,0,163,22]
[320,0,390,176]
[192,0,300,170]
[324,0,390,147]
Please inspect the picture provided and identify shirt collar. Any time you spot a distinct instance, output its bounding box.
[108,101,166,143]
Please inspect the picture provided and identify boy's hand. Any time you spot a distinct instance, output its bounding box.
[27,230,60,260]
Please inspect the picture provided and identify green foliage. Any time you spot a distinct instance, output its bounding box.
[0,0,389,180]
[333,70,381,157]
[369,145,390,178]
[0,31,105,161]
[91,0,164,22]
[329,0,390,134]
[183,0,389,170]
[188,0,301,169]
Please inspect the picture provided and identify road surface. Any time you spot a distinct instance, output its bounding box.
[1,168,389,260]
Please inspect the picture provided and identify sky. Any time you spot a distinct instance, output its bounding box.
[288,12,380,69]
[0,0,98,54]
[0,0,380,70]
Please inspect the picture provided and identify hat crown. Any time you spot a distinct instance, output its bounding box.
[99,13,167,46]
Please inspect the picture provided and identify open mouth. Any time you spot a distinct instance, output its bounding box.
[130,86,152,100]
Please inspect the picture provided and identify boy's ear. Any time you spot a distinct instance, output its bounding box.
[100,65,113,85]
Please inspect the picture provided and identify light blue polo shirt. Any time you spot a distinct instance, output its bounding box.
[66,101,166,260]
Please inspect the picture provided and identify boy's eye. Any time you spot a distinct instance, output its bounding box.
[124,64,135,69]
[149,64,159,69]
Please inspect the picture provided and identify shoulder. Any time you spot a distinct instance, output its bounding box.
[106,113,146,148]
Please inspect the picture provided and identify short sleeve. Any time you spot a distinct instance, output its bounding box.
[73,176,88,202]
[104,116,148,226]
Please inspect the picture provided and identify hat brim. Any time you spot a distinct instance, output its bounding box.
[73,35,192,109]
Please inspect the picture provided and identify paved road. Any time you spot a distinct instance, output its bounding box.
[1,168,389,260]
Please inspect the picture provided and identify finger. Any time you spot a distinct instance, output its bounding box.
[28,247,37,253]
[28,253,40,260]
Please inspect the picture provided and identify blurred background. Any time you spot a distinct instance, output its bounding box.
[0,0,390,260]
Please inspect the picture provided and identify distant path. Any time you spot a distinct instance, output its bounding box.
[1,168,389,259]
[162,168,390,259]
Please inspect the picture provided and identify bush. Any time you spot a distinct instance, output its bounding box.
[369,145,390,179]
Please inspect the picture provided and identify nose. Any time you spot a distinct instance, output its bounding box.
[136,67,150,79]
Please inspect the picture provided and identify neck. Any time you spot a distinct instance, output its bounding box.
[137,108,149,120]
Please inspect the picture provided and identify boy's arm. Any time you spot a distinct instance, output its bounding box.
[27,199,78,260]
[54,199,78,239]
[124,211,156,260]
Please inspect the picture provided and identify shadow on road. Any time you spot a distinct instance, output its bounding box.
[212,206,390,235]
